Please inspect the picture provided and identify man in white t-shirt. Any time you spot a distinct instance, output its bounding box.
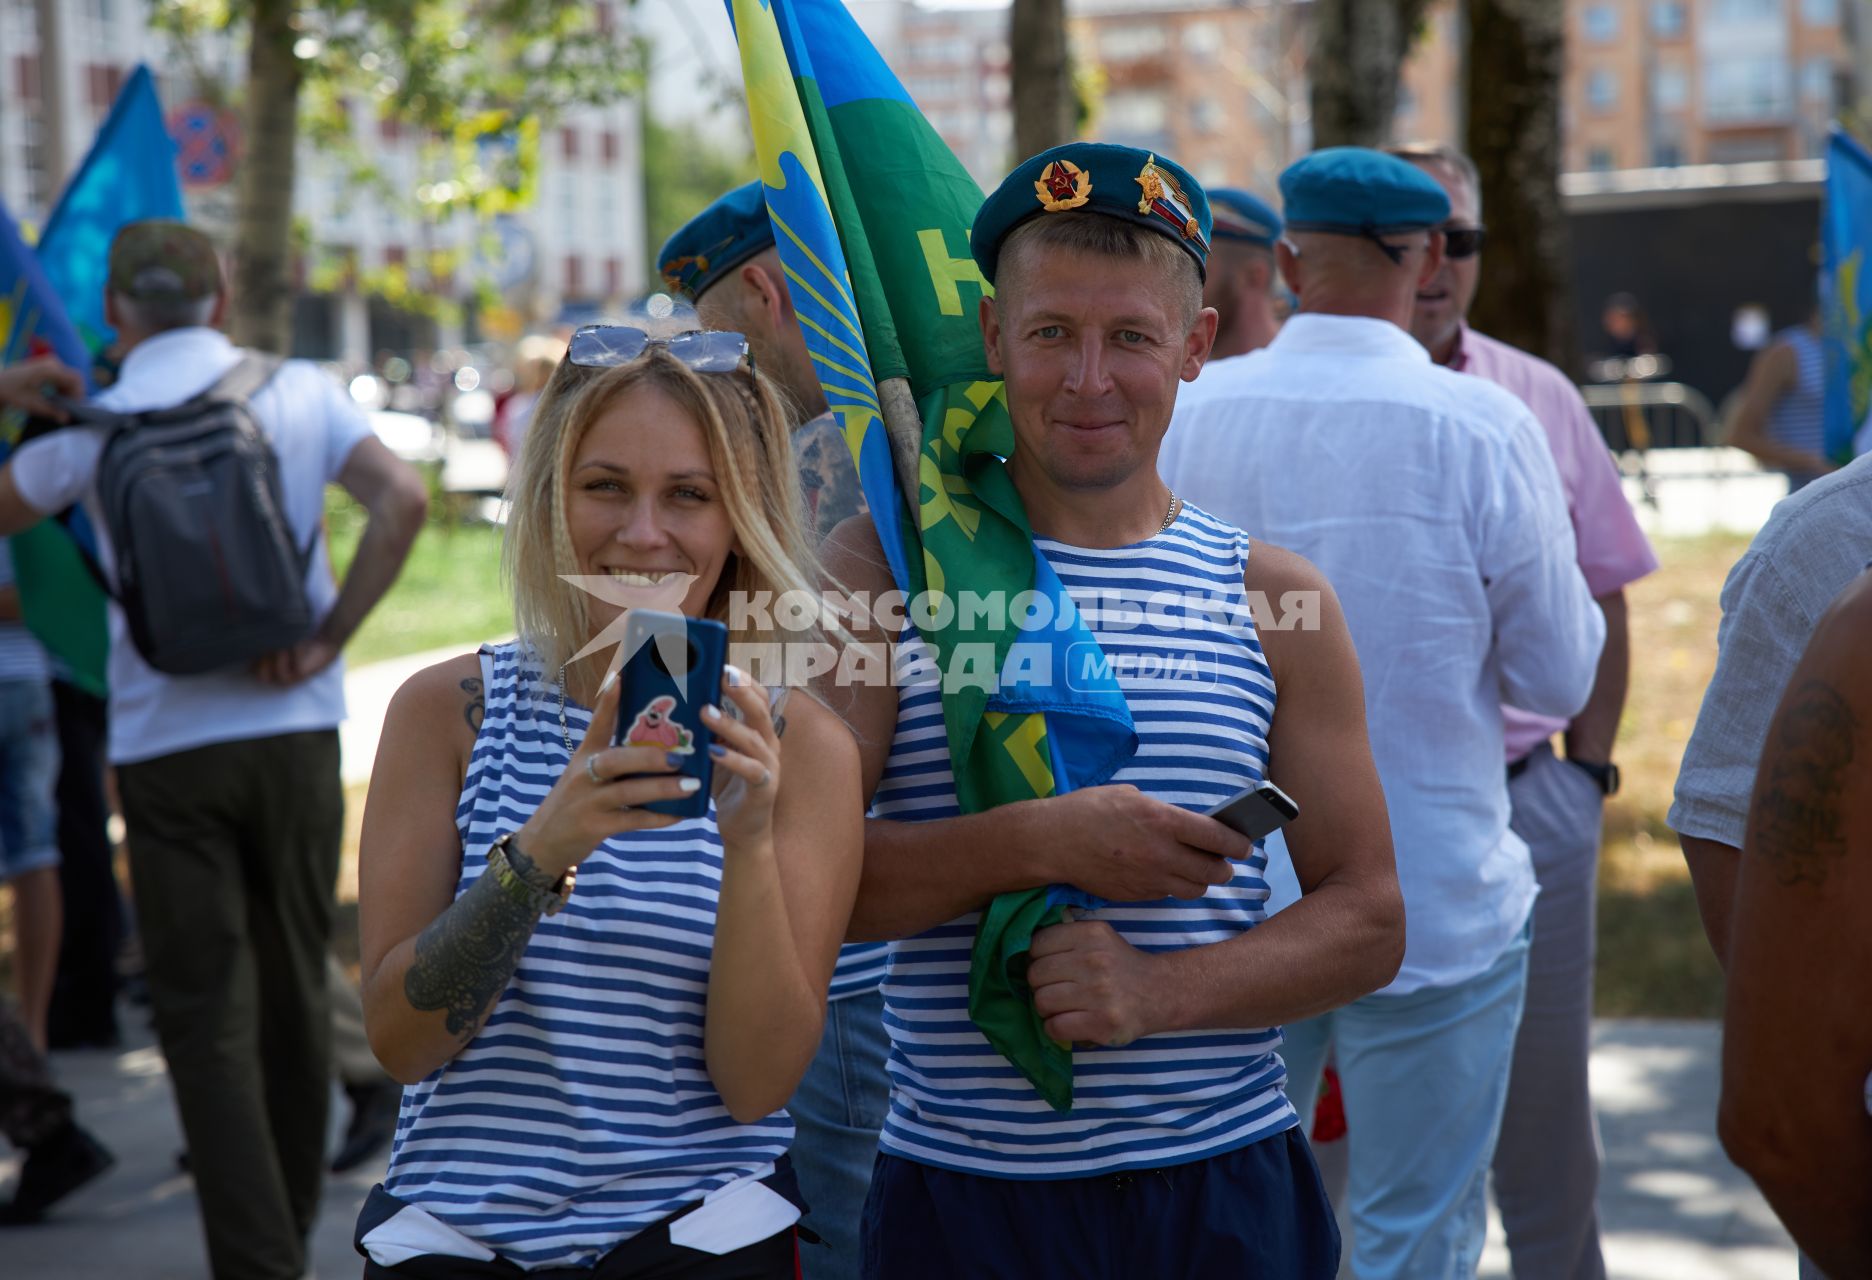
[0,222,429,1279]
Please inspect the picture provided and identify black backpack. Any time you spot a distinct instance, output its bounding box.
[79,353,317,676]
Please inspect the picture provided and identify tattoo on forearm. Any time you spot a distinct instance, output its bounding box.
[461,678,484,733]
[403,864,540,1041]
[1750,679,1856,886]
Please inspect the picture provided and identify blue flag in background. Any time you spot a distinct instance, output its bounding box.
[39,64,185,359]
[1821,127,1872,462]
[0,64,181,698]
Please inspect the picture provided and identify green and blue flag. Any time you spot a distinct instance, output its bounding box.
[1821,126,1872,462]
[730,0,1136,1111]
[1,62,185,695]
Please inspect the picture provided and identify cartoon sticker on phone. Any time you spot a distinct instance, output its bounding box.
[623,695,695,755]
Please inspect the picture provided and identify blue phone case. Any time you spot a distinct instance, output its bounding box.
[613,611,729,819]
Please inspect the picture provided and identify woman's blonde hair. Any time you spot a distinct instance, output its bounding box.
[502,347,823,699]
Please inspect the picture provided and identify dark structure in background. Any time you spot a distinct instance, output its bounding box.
[1562,163,1823,418]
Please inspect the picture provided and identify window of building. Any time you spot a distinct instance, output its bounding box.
[85,63,125,111]
[1587,68,1618,113]
[1653,139,1684,166]
[1800,0,1838,23]
[1097,24,1167,62]
[1103,90,1167,138]
[1183,21,1222,60]
[1651,0,1688,34]
[1584,4,1617,41]
[560,126,580,161]
[565,254,584,297]
[1191,96,1222,133]
[1704,56,1792,120]
[604,256,622,298]
[1654,65,1689,111]
[600,131,619,165]
[1396,83,1418,120]
[1800,57,1837,104]
[1587,146,1616,171]
[1710,0,1782,21]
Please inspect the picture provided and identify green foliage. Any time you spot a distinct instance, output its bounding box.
[641,113,757,283]
[149,0,649,303]
[326,487,512,668]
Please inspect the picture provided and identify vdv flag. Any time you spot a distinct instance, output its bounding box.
[730,0,1137,1111]
[40,64,186,356]
[1,64,185,697]
[1822,126,1872,462]
[0,200,107,693]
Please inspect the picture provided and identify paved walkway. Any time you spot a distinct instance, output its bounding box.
[1,1018,1795,1277]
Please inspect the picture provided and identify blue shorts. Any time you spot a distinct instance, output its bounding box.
[860,1127,1339,1280]
[0,679,60,879]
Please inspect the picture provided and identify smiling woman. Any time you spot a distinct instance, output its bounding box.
[350,333,863,1278]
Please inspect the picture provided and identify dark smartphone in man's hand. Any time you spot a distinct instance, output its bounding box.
[1206,781,1300,842]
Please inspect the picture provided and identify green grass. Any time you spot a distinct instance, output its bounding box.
[326,491,512,669]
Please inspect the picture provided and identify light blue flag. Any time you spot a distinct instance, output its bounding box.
[1821,126,1872,462]
[39,64,185,358]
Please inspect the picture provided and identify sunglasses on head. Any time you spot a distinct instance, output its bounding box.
[567,326,754,374]
[1441,226,1487,260]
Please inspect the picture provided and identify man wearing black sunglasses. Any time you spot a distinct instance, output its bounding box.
[1389,142,1658,1280]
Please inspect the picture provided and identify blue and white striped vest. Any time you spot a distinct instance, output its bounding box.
[871,504,1299,1178]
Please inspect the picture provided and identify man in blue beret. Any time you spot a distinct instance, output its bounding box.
[1390,140,1658,1280]
[658,182,867,544]
[1205,187,1287,359]
[822,140,1403,1279]
[659,184,876,1280]
[1163,147,1604,1278]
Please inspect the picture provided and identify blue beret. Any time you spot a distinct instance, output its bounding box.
[1209,188,1282,246]
[1279,147,1451,237]
[656,181,774,301]
[971,142,1212,284]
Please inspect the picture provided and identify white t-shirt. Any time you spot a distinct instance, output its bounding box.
[9,327,374,764]
[1163,313,1604,995]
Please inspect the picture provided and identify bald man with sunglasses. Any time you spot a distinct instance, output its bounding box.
[1389,143,1659,1280]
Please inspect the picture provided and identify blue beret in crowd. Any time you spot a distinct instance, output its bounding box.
[1279,147,1451,238]
[1208,188,1283,246]
[971,142,1213,284]
[656,181,775,301]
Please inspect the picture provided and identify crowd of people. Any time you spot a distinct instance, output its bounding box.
[0,128,1864,1280]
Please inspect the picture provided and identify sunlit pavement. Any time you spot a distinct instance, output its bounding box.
[2,1018,1793,1278]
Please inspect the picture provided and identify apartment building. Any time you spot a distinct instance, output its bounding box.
[0,0,645,361]
[1399,0,1851,171]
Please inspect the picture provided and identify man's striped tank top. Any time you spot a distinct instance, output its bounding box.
[380,642,792,1269]
[870,503,1299,1178]
[1770,325,1828,489]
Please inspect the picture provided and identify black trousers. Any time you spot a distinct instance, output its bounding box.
[46,680,123,1048]
[117,729,343,1280]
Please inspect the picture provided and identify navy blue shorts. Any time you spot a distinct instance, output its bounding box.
[860,1127,1339,1280]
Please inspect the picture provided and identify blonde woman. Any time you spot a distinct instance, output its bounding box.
[355,327,862,1278]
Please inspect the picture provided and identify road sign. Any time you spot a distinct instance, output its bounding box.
[168,102,240,189]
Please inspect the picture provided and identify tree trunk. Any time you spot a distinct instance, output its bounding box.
[1309,0,1430,148]
[1464,0,1576,375]
[229,0,302,353]
[1011,0,1073,161]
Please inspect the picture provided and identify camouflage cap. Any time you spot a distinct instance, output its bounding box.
[107,220,224,301]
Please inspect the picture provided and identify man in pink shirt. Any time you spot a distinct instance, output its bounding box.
[1391,143,1659,1280]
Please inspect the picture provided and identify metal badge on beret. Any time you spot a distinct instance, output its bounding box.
[1135,155,1208,248]
[1035,158,1092,212]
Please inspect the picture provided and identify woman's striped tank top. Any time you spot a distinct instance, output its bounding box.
[870,503,1300,1178]
[380,642,791,1269]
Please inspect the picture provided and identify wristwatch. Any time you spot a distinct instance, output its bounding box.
[487,833,576,915]
[1566,758,1621,797]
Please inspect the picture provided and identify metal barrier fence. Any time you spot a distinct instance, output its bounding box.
[1581,380,1719,453]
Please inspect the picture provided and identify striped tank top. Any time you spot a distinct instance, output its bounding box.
[381,642,792,1270]
[1770,325,1827,488]
[871,504,1298,1178]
